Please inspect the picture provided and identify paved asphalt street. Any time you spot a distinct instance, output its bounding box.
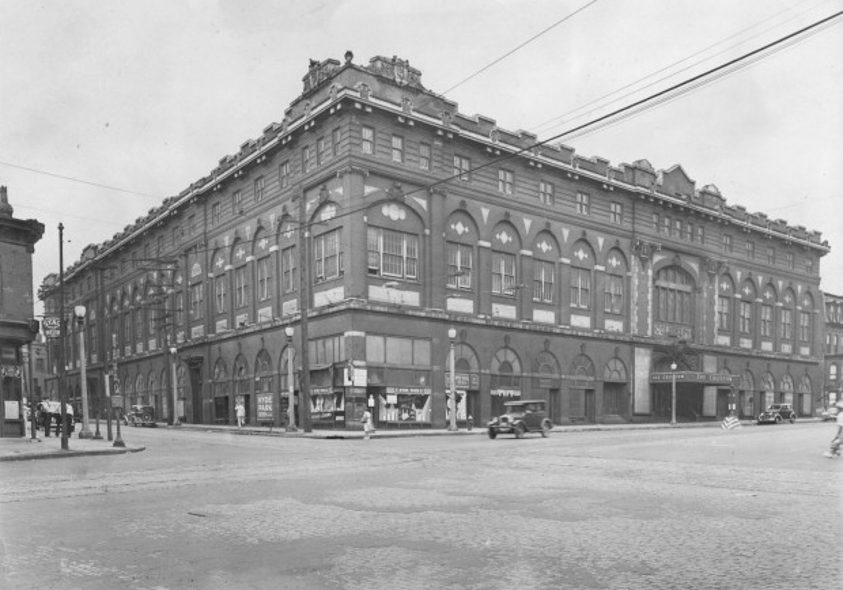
[0,421,840,590]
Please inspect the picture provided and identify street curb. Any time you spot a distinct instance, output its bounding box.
[0,446,146,462]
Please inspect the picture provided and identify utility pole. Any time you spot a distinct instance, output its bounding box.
[58,223,69,450]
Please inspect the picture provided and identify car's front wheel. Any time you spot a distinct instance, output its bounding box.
[514,423,526,439]
[541,419,552,438]
[488,428,497,439]
[775,415,782,424]
[788,414,796,424]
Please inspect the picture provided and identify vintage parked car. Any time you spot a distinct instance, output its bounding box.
[488,399,553,439]
[126,405,156,427]
[756,403,796,425]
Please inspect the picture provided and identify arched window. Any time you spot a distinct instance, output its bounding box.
[780,289,796,342]
[830,364,838,382]
[569,240,595,311]
[491,348,521,389]
[232,241,250,312]
[603,249,627,317]
[799,293,814,346]
[255,350,273,397]
[532,232,558,304]
[211,249,228,318]
[445,212,478,291]
[254,228,273,309]
[739,280,756,336]
[490,222,521,296]
[780,374,794,406]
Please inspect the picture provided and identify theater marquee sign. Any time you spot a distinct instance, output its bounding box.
[649,372,740,386]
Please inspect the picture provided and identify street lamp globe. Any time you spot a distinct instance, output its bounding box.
[448,327,457,341]
[169,346,177,355]
[74,304,86,320]
[670,361,677,371]
[284,326,294,339]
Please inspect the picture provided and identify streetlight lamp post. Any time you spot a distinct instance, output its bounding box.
[285,326,296,431]
[73,305,93,438]
[448,327,457,432]
[169,347,179,426]
[670,361,678,426]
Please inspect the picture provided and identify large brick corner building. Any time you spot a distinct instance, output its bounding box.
[40,53,829,430]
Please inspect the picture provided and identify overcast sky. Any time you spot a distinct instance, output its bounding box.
[2,0,841,314]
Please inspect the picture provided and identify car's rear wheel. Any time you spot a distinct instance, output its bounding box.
[487,428,497,439]
[775,415,782,424]
[789,415,795,424]
[541,419,552,438]
[514,423,526,439]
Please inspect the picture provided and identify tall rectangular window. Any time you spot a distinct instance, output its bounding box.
[281,246,296,293]
[799,311,811,342]
[391,135,404,162]
[254,176,265,202]
[314,228,343,281]
[233,190,243,214]
[696,225,704,243]
[190,283,204,320]
[717,296,731,330]
[419,142,431,170]
[257,257,271,302]
[786,252,794,269]
[570,268,591,309]
[211,202,221,226]
[279,161,290,189]
[723,234,732,252]
[301,146,311,173]
[539,181,554,205]
[215,276,226,314]
[766,246,775,265]
[576,192,590,215]
[331,128,340,156]
[533,260,554,303]
[662,216,671,235]
[361,126,374,154]
[604,274,623,314]
[498,169,514,194]
[491,252,516,295]
[739,301,752,334]
[367,227,418,279]
[673,219,682,238]
[446,243,472,289]
[235,267,249,309]
[761,304,773,337]
[316,136,326,165]
[453,155,471,181]
[780,308,793,339]
[610,202,622,224]
[652,213,660,231]
[746,240,755,259]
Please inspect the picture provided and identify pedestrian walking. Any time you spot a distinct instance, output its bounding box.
[361,408,374,440]
[235,401,245,428]
[823,401,843,458]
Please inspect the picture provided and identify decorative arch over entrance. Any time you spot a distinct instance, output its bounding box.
[490,347,522,417]
[568,353,596,423]
[603,358,629,416]
[739,370,755,418]
[780,374,794,406]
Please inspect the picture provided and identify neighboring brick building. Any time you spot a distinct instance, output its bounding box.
[0,186,44,437]
[39,53,829,430]
[822,292,843,408]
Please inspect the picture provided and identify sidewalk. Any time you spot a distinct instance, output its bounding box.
[0,428,145,462]
[3,417,811,462]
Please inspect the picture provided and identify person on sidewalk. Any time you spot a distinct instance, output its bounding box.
[361,408,375,440]
[235,401,245,428]
[823,401,843,458]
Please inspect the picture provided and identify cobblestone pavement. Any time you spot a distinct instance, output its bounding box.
[0,423,839,589]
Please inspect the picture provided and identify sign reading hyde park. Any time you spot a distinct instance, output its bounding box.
[649,372,740,385]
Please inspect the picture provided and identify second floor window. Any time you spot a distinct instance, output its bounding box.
[235,266,249,308]
[533,260,554,303]
[317,136,326,165]
[570,268,591,309]
[314,228,343,282]
[215,276,226,314]
[498,169,513,194]
[780,308,793,339]
[361,126,374,155]
[211,202,221,226]
[391,135,404,163]
[301,146,311,173]
[190,283,204,320]
[446,243,472,289]
[331,128,340,156]
[491,252,516,295]
[717,296,731,331]
[723,234,732,252]
[233,190,243,214]
[799,311,811,342]
[367,227,418,279]
[739,301,752,334]
[761,304,773,337]
[257,257,271,301]
[604,274,623,314]
[281,246,296,293]
[746,240,755,259]
[766,246,775,265]
[254,176,265,202]
[453,155,471,181]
